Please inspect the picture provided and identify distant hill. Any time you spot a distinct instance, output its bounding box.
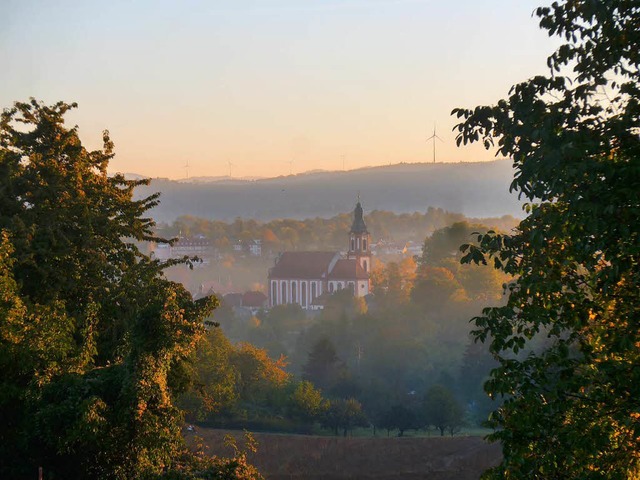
[134,160,523,223]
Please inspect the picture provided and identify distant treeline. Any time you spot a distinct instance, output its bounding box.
[157,207,519,253]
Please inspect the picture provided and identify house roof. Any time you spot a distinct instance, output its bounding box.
[199,280,234,296]
[269,251,339,279]
[328,259,369,280]
[242,291,267,307]
[223,292,243,307]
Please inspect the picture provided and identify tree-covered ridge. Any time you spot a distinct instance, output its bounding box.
[136,160,522,223]
[157,209,518,253]
[454,0,640,478]
[0,100,259,479]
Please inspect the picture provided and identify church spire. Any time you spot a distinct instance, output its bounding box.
[348,197,371,273]
[350,199,368,234]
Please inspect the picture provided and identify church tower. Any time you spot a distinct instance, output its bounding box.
[347,199,371,273]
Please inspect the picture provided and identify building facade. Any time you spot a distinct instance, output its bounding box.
[152,236,215,264]
[268,201,371,309]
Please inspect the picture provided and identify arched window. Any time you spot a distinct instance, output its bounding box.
[363,239,367,251]
[311,282,317,302]
[363,260,368,272]
[281,281,287,303]
[348,282,355,293]
[272,281,278,306]
[351,238,355,251]
[329,283,334,293]
[357,237,361,250]
[292,281,297,304]
[301,282,307,307]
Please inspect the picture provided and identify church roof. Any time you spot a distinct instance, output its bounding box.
[328,259,369,280]
[269,251,339,279]
[350,201,368,234]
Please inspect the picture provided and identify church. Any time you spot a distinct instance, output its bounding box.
[268,200,371,309]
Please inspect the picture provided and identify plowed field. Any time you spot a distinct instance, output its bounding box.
[185,428,501,479]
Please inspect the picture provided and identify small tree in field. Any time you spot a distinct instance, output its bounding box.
[321,398,369,437]
[423,385,464,437]
[382,404,419,437]
[288,380,326,425]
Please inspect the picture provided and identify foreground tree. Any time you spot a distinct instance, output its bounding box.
[454,1,640,478]
[0,100,217,478]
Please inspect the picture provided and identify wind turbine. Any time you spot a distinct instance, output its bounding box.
[426,124,444,164]
[228,160,235,178]
[184,160,190,179]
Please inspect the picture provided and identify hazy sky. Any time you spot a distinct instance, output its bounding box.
[1,0,558,179]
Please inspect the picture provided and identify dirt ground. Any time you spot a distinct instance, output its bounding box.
[185,428,502,479]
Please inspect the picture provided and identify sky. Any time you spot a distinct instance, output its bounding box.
[1,0,558,179]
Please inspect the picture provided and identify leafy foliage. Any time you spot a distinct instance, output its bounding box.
[180,328,329,434]
[378,404,419,437]
[288,381,326,424]
[423,385,464,437]
[321,398,369,437]
[302,337,345,393]
[162,433,263,480]
[0,100,218,478]
[453,1,640,478]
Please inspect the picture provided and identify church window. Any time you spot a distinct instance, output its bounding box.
[351,238,355,251]
[363,239,367,251]
[281,281,287,303]
[301,282,307,307]
[272,281,278,306]
[311,282,316,301]
[348,282,355,293]
[292,281,297,303]
[363,260,368,272]
[329,283,334,293]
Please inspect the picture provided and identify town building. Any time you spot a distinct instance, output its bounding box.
[152,235,216,264]
[233,239,262,257]
[268,200,371,309]
[223,291,269,315]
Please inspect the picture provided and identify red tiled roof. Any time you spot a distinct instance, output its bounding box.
[242,291,267,307]
[223,293,243,307]
[328,259,369,280]
[269,252,339,279]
